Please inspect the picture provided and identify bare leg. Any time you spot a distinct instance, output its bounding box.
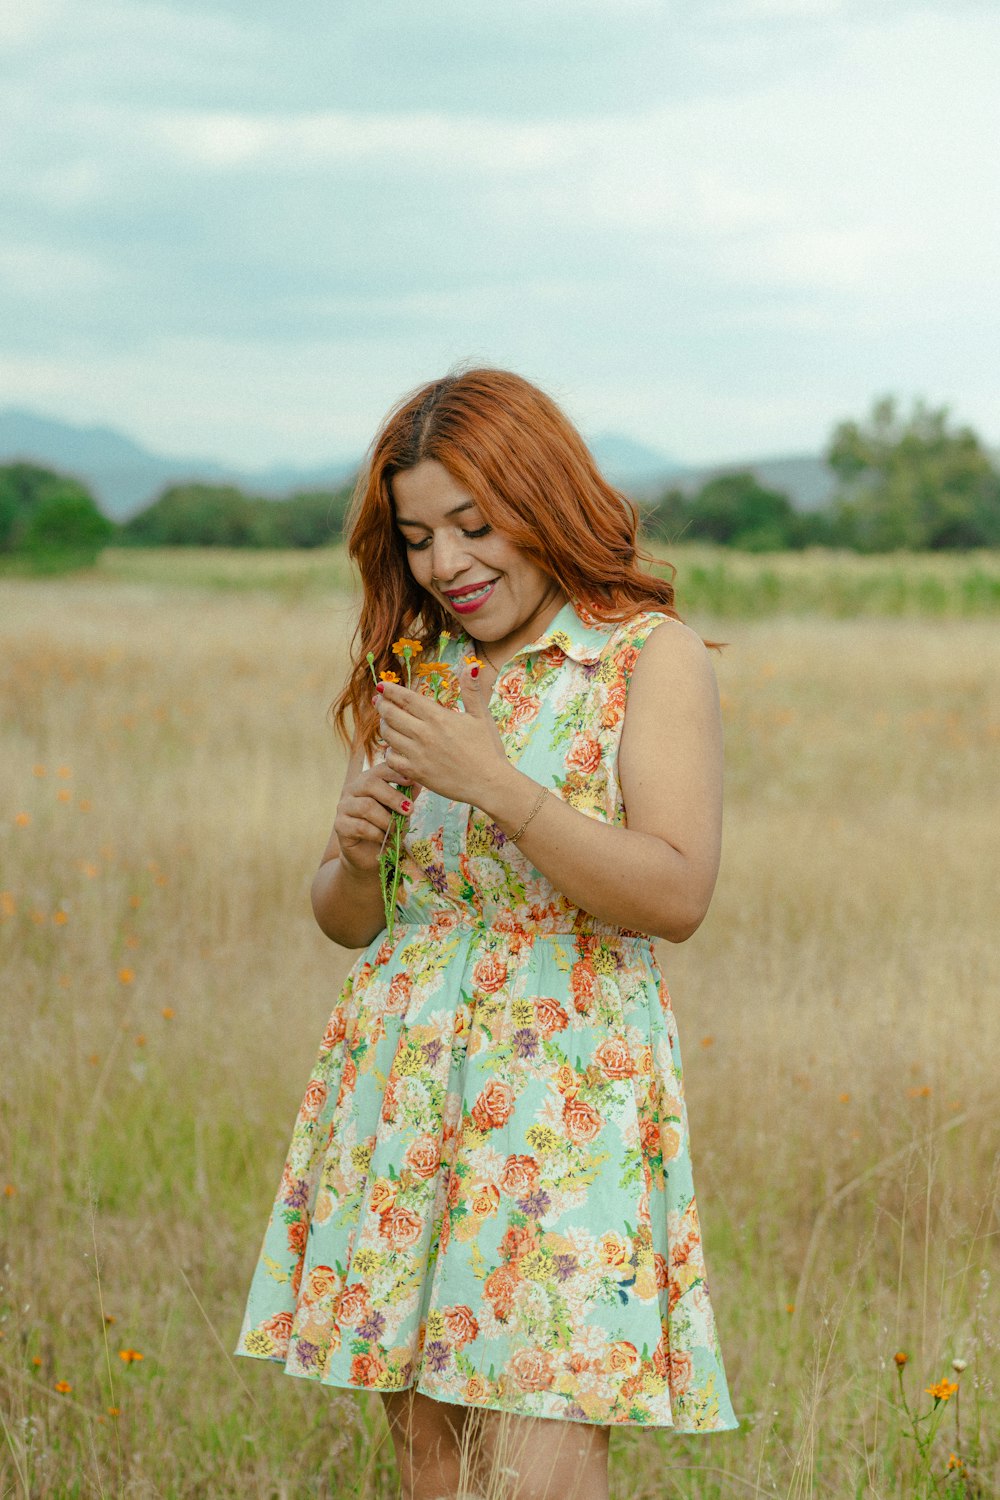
[382,1388,478,1500]
[470,1408,610,1500]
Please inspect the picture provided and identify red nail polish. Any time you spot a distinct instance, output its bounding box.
[470,665,480,679]
[401,798,412,813]
[376,682,385,694]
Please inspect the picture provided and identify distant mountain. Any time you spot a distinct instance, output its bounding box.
[0,407,842,519]
[587,432,684,488]
[0,408,358,520]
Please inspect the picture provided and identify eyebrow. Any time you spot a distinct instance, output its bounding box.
[395,500,476,528]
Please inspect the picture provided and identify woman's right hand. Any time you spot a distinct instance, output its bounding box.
[332,757,420,875]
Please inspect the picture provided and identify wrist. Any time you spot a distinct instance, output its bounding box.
[480,766,545,836]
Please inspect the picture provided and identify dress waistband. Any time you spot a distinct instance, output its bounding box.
[389,912,654,947]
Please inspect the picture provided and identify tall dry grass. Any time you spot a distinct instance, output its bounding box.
[0,560,997,1498]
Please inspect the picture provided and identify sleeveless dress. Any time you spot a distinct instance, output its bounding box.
[235,601,738,1431]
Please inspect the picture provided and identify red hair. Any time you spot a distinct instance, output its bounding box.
[333,367,697,750]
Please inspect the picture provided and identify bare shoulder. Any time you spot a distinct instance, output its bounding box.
[628,616,719,696]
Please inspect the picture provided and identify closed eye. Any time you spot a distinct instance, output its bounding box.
[402,523,492,551]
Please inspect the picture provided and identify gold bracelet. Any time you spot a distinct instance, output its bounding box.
[509,784,549,843]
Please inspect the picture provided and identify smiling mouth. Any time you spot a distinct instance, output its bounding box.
[443,578,499,610]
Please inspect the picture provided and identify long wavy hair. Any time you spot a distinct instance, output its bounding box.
[332,367,696,751]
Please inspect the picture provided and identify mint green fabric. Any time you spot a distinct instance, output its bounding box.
[235,603,738,1430]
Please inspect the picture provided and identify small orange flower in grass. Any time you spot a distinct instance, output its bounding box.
[14,812,31,827]
[32,1355,42,1367]
[53,910,68,926]
[3,1184,15,1198]
[78,799,91,812]
[54,1379,73,1394]
[894,1351,908,1367]
[103,1314,116,1325]
[785,1302,795,1314]
[0,892,15,917]
[700,1035,715,1048]
[118,1348,144,1364]
[107,1406,121,1417]
[57,766,71,779]
[128,894,142,909]
[56,789,72,803]
[838,1092,850,1103]
[907,1084,932,1098]
[33,764,46,777]
[161,1006,175,1020]
[135,1034,147,1047]
[118,967,135,985]
[925,1378,959,1402]
[87,1053,100,1066]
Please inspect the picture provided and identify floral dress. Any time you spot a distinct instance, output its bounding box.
[235,600,738,1431]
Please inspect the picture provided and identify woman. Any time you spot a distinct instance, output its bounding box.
[235,369,738,1499]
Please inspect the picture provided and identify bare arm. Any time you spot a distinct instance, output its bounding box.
[374,620,724,943]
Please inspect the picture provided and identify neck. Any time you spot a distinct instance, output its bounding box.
[472,589,567,672]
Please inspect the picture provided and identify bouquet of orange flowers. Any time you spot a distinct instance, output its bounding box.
[367,632,479,937]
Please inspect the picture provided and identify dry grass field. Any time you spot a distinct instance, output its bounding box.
[1,548,998,1498]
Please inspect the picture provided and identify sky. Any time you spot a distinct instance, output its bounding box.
[2,0,998,468]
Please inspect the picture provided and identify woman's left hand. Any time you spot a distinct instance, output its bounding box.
[375,666,512,808]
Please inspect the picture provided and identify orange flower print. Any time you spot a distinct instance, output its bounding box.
[350,1351,388,1386]
[499,1154,541,1197]
[534,996,569,1037]
[594,1037,634,1079]
[562,1097,602,1144]
[443,1305,479,1347]
[404,1135,441,1181]
[380,1205,424,1249]
[565,733,602,776]
[368,1178,397,1216]
[472,953,507,994]
[569,961,597,1015]
[336,1284,371,1326]
[509,1347,555,1392]
[470,1080,515,1131]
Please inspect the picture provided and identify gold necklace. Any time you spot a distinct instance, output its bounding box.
[472,638,501,674]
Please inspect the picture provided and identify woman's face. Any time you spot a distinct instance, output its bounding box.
[391,459,564,659]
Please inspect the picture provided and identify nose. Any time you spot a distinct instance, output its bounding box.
[430,529,473,586]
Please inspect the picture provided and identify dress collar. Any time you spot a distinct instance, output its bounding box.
[461,598,614,668]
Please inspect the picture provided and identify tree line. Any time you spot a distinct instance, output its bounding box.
[2,398,998,569]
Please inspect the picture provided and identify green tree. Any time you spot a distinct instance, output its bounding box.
[828,397,1000,550]
[0,463,113,565]
[687,471,799,551]
[121,484,261,546]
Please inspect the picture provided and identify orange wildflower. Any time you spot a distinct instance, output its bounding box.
[57,766,71,778]
[3,1184,15,1197]
[53,911,68,926]
[56,789,72,803]
[391,638,423,658]
[32,1355,42,1367]
[33,764,46,777]
[135,1034,147,1047]
[118,968,135,984]
[379,670,400,683]
[464,655,484,668]
[161,1006,175,1019]
[14,812,30,827]
[78,799,91,811]
[118,1348,144,1364]
[894,1351,908,1367]
[925,1378,958,1402]
[107,1406,121,1417]
[54,1379,73,1394]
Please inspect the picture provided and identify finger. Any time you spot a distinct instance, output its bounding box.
[377,681,433,714]
[376,697,425,737]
